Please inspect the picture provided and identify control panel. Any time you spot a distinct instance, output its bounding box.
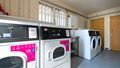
[89,31,96,36]
[0,23,39,43]
[40,26,70,39]
[96,31,101,36]
[11,44,36,62]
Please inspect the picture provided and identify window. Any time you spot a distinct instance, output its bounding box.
[39,2,67,27]
[39,3,54,23]
[54,8,66,26]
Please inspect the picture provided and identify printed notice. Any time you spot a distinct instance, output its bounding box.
[29,27,37,39]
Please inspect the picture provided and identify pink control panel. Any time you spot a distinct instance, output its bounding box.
[60,40,69,51]
[11,44,36,62]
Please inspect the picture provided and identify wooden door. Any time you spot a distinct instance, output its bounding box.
[110,15,120,51]
[90,18,104,48]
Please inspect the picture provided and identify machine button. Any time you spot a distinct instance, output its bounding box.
[57,33,60,36]
[32,48,35,52]
[44,28,48,31]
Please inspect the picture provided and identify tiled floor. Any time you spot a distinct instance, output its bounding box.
[71,50,120,68]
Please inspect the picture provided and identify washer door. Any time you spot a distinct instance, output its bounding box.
[0,56,24,68]
[48,45,66,61]
[97,36,102,47]
[91,37,97,50]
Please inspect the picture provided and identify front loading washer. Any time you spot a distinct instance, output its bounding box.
[39,26,71,68]
[74,29,98,60]
[0,20,39,68]
[96,31,102,54]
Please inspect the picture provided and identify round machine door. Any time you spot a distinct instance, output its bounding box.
[90,37,97,50]
[97,36,102,47]
[0,56,26,68]
[49,45,66,61]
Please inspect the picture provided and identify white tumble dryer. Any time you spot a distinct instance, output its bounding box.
[0,19,39,68]
[74,29,98,60]
[96,31,102,54]
[39,26,71,68]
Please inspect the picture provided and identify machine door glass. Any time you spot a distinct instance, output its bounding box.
[91,38,97,50]
[53,47,65,59]
[0,56,24,68]
[52,45,66,61]
[98,36,102,46]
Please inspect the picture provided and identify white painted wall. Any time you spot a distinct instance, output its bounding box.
[88,7,120,18]
[78,16,87,29]
[104,16,110,50]
[48,0,86,16]
[88,7,120,50]
[68,11,87,29]
[68,14,78,29]
[40,0,88,29]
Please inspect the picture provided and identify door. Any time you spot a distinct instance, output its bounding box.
[91,37,97,50]
[90,18,104,49]
[52,45,66,61]
[110,15,120,51]
[0,56,24,68]
[97,36,102,47]
[45,41,66,61]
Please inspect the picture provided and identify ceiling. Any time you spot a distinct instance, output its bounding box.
[48,0,120,15]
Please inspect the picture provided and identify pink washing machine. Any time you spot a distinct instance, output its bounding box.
[39,26,71,68]
[0,21,39,68]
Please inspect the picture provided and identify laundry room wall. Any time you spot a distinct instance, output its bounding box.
[78,15,88,29]
[47,0,87,16]
[68,11,88,29]
[0,0,88,29]
[42,0,88,29]
[0,0,39,20]
[88,7,120,50]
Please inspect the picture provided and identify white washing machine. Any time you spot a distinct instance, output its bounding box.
[0,19,39,68]
[74,29,98,60]
[39,26,71,68]
[96,31,102,54]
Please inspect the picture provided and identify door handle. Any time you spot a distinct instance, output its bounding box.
[48,51,52,61]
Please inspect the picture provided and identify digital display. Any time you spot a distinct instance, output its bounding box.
[3,33,11,38]
[41,27,70,39]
